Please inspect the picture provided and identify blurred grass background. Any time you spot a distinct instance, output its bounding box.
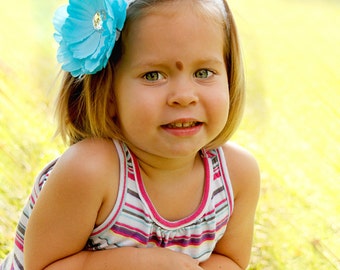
[0,0,339,269]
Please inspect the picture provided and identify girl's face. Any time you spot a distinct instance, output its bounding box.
[114,1,229,160]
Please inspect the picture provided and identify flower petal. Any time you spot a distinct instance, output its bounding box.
[70,31,102,59]
[62,17,95,44]
[53,0,131,77]
[53,5,68,41]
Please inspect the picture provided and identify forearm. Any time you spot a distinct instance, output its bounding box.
[42,247,202,270]
[199,253,244,270]
[43,248,144,270]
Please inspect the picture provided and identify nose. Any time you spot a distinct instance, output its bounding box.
[167,80,199,107]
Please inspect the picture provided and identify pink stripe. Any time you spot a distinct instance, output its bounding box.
[216,216,229,229]
[112,228,146,245]
[30,194,35,205]
[91,143,127,236]
[127,172,135,180]
[213,171,222,179]
[15,236,24,251]
[203,208,215,218]
[217,149,234,213]
[174,229,215,240]
[133,152,210,228]
[215,198,227,208]
[115,222,149,237]
[125,203,151,218]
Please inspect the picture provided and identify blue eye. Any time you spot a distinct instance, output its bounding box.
[195,69,214,79]
[143,71,164,81]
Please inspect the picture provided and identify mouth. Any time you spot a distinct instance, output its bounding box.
[163,121,202,129]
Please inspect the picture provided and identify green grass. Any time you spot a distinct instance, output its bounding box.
[1,0,339,269]
[229,0,340,268]
[0,0,65,258]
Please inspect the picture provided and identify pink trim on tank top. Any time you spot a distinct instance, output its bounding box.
[131,153,211,228]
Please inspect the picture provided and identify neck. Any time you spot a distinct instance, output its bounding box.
[128,145,203,184]
[126,144,206,221]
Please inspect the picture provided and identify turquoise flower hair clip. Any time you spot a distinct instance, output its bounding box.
[53,0,134,77]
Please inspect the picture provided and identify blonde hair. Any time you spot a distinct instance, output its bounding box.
[55,0,245,147]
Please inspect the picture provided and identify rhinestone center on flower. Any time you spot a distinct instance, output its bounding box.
[92,10,106,31]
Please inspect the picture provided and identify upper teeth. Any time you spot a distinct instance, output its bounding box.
[169,121,197,128]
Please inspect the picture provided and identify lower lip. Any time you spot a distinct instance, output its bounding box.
[161,124,203,137]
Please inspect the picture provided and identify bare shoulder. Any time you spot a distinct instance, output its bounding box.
[24,139,120,269]
[49,138,120,224]
[53,137,120,188]
[221,142,260,199]
[54,138,119,181]
[208,143,260,268]
[58,138,118,168]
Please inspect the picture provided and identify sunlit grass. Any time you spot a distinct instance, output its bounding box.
[0,0,64,258]
[1,0,339,268]
[229,0,340,268]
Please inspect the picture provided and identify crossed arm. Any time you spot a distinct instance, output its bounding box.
[24,140,260,270]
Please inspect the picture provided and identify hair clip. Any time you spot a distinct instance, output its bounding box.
[53,0,131,77]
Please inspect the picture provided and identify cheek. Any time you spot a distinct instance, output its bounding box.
[208,88,229,112]
[207,89,230,127]
[115,90,154,131]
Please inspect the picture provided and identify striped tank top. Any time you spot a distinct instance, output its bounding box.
[0,140,234,269]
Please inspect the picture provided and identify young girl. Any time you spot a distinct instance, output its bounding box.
[1,0,260,269]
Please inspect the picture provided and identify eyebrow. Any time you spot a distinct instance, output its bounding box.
[193,58,225,67]
[130,60,167,71]
[131,57,225,71]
